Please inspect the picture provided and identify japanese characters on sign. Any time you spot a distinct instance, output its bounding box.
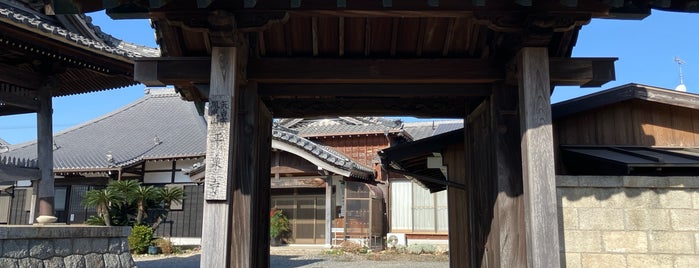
[204,94,231,200]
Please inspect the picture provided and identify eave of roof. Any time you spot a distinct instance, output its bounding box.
[0,2,157,61]
[379,128,464,192]
[552,83,699,120]
[561,145,699,175]
[184,125,378,183]
[3,89,207,171]
[272,128,375,180]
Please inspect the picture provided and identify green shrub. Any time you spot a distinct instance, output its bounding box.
[128,225,155,254]
[269,209,290,240]
[85,215,106,226]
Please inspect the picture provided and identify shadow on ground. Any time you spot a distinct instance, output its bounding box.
[135,254,326,268]
[271,255,327,267]
[135,254,201,268]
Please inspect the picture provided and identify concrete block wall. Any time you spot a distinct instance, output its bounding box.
[0,225,135,268]
[558,176,699,268]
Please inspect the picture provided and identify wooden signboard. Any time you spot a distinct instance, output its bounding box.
[204,94,232,201]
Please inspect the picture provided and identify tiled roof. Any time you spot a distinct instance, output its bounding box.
[3,89,206,171]
[272,127,375,180]
[184,124,377,182]
[402,120,464,141]
[278,117,403,137]
[0,1,159,59]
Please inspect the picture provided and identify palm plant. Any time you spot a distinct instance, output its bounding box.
[82,188,122,226]
[107,179,140,225]
[151,186,185,230]
[133,185,159,225]
[108,179,140,198]
[159,186,184,209]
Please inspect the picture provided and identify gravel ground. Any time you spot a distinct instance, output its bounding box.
[134,246,449,268]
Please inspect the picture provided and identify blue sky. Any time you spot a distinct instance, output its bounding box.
[1,10,698,144]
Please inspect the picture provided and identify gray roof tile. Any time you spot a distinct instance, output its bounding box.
[3,89,206,171]
[272,127,374,179]
[278,117,402,137]
[402,120,463,140]
[0,2,159,59]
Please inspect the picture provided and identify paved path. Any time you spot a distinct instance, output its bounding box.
[134,246,449,268]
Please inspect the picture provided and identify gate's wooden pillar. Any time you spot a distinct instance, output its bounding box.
[446,140,468,268]
[201,46,272,268]
[232,82,272,267]
[491,83,526,267]
[517,47,560,268]
[36,85,56,223]
[201,47,239,268]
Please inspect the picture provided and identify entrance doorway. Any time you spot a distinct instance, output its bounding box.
[271,188,326,244]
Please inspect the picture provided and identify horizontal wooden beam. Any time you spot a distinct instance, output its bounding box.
[134,57,211,86]
[0,165,40,181]
[548,57,617,87]
[258,84,492,97]
[0,92,40,111]
[263,97,474,118]
[271,176,327,188]
[0,63,46,90]
[248,58,501,84]
[135,57,616,89]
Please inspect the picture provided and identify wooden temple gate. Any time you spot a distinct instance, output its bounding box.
[45,0,696,267]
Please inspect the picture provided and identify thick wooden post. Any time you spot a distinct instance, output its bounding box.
[517,47,561,268]
[446,141,468,268]
[230,82,272,267]
[201,47,238,268]
[36,85,55,223]
[491,83,526,267]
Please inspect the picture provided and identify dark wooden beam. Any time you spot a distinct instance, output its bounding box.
[249,58,501,84]
[134,57,615,88]
[258,84,491,97]
[548,57,617,87]
[263,97,473,118]
[0,92,40,111]
[0,63,46,90]
[134,57,211,86]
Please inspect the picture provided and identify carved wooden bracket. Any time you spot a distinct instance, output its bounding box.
[475,13,591,46]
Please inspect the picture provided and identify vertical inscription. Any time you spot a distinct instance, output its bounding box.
[204,94,231,200]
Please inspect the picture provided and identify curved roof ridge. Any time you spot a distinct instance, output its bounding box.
[75,14,160,57]
[271,127,374,180]
[0,3,157,59]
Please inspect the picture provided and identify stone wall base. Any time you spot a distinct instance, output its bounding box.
[0,225,135,268]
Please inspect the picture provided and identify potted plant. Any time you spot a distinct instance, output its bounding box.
[269,208,290,246]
